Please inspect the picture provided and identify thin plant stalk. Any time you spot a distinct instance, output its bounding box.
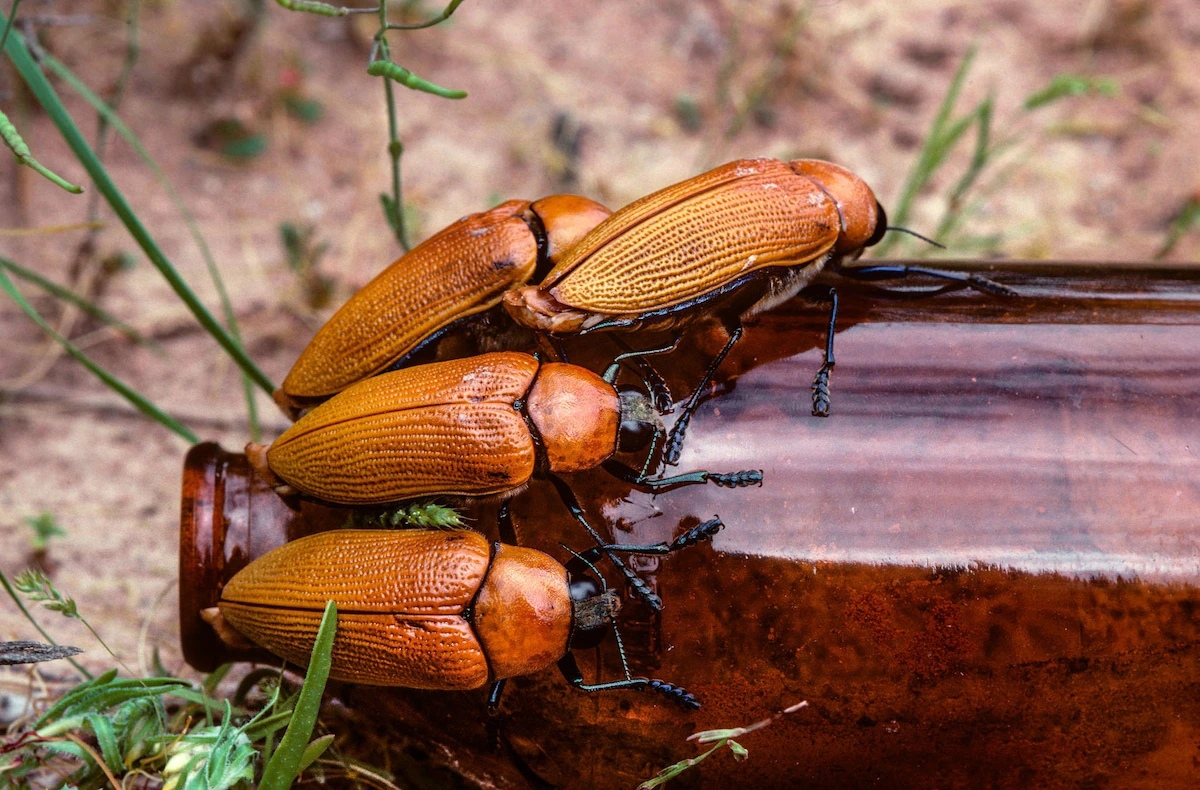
[0,569,91,679]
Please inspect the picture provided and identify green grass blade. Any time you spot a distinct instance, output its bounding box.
[0,0,19,55]
[876,45,977,256]
[297,733,335,774]
[84,712,123,773]
[0,256,152,346]
[259,600,337,790]
[3,28,276,397]
[35,47,263,439]
[0,266,199,443]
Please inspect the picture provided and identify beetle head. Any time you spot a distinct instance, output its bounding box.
[616,385,662,453]
[789,159,883,257]
[568,575,621,650]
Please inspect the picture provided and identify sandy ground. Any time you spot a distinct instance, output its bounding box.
[2,0,1198,710]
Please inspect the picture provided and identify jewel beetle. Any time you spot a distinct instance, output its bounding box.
[503,157,1014,460]
[203,523,723,710]
[275,195,612,419]
[248,350,760,608]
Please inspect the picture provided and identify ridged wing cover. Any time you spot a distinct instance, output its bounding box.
[218,530,492,689]
[268,353,540,504]
[281,201,538,400]
[541,158,839,313]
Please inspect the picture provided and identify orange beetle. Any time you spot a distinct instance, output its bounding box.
[275,195,612,419]
[502,158,885,457]
[249,351,760,608]
[503,158,1013,460]
[204,525,720,710]
[504,159,882,336]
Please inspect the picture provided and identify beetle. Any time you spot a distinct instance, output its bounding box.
[202,523,723,710]
[248,350,760,608]
[275,195,612,420]
[503,157,1014,461]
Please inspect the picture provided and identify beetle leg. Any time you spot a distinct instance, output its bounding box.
[534,333,569,363]
[811,287,838,418]
[556,654,701,710]
[583,518,727,562]
[829,261,1018,298]
[545,474,663,611]
[486,678,507,716]
[602,459,762,491]
[605,336,676,413]
[663,319,744,466]
[496,500,518,545]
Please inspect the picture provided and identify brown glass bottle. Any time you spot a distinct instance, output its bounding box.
[180,263,1200,788]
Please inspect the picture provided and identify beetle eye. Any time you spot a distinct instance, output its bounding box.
[619,418,655,453]
[617,386,659,453]
[867,202,888,247]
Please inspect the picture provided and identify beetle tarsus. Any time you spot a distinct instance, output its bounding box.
[831,262,1018,298]
[644,679,701,710]
[663,413,691,466]
[811,361,833,418]
[670,517,725,550]
[707,469,764,488]
[968,273,1019,298]
[627,579,663,611]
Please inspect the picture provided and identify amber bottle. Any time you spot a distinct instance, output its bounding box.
[181,264,1200,787]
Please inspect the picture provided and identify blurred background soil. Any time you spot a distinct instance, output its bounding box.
[1,0,1198,707]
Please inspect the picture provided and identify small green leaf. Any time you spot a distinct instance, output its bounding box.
[84,712,123,773]
[297,733,335,774]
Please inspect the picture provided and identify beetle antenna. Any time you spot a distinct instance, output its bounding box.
[638,420,662,481]
[609,612,635,681]
[885,226,946,249]
[558,542,633,679]
[559,543,609,593]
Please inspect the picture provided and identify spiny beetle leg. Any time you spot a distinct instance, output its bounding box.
[570,517,725,568]
[664,319,745,466]
[602,460,762,492]
[811,287,837,418]
[831,262,1018,298]
[547,474,663,611]
[556,654,700,710]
